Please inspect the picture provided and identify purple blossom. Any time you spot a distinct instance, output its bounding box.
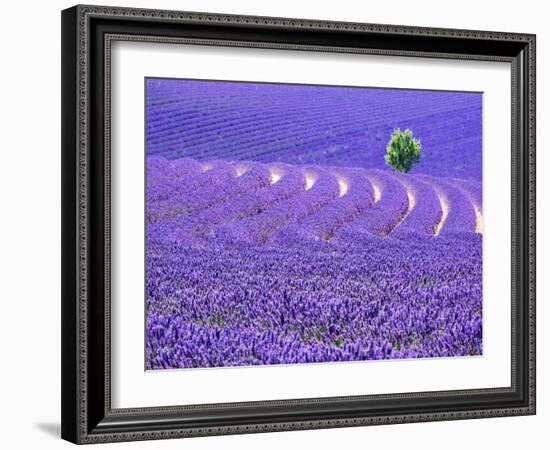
[144,79,483,370]
[145,156,482,369]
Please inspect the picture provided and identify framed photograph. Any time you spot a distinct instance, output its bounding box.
[61,4,536,444]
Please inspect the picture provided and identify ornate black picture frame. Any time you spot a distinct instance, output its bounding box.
[61,4,536,444]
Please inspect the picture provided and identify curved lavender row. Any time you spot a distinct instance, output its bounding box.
[147,157,205,204]
[213,168,340,245]
[419,176,477,236]
[448,177,482,213]
[391,175,442,239]
[153,165,306,245]
[146,161,236,224]
[451,177,482,201]
[148,163,271,226]
[146,236,481,369]
[335,172,409,241]
[271,170,374,244]
[447,178,483,234]
[147,159,231,215]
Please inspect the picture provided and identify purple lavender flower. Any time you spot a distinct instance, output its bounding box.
[144,78,483,370]
[145,156,482,369]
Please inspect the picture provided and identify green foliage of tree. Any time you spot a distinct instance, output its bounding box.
[385,129,421,173]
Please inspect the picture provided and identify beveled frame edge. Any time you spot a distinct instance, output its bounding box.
[61,4,536,444]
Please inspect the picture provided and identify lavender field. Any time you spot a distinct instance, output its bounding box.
[145,79,483,370]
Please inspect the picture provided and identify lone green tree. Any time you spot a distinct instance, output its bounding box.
[385,128,421,173]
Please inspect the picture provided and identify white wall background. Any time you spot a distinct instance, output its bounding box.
[0,0,545,448]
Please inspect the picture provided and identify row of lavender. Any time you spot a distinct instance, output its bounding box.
[146,156,481,248]
[146,238,482,368]
[146,79,482,180]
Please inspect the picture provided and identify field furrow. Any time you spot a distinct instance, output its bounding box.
[448,178,483,233]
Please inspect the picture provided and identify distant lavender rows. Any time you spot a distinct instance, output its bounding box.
[146,156,482,369]
[146,79,482,180]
